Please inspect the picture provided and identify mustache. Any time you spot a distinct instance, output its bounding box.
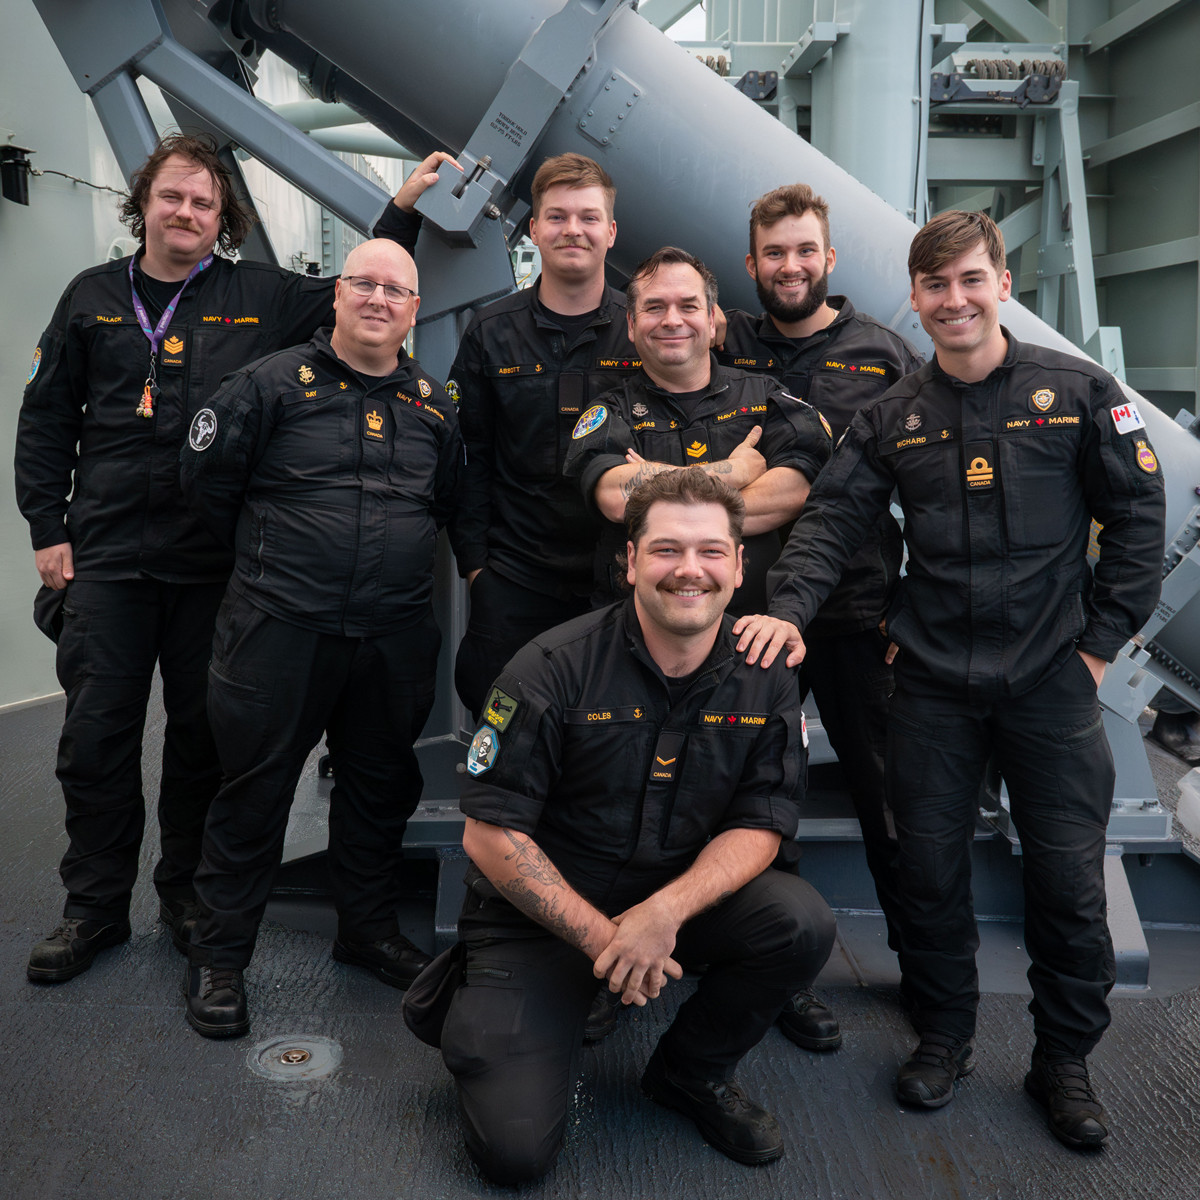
[165,219,201,231]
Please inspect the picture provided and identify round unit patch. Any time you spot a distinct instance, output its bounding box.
[445,379,461,404]
[27,346,41,386]
[418,379,432,398]
[1030,387,1057,413]
[466,725,500,776]
[572,404,608,440]
[188,408,218,452]
[1135,439,1158,474]
[903,412,922,432]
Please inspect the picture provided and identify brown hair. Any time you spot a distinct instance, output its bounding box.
[530,152,616,219]
[626,246,719,313]
[625,468,745,551]
[908,209,1006,281]
[120,133,255,255]
[749,183,831,258]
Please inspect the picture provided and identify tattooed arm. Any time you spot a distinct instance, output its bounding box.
[592,426,767,521]
[461,819,652,983]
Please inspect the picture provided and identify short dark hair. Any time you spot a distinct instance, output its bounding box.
[749,182,831,257]
[530,152,616,219]
[626,468,745,549]
[908,209,1006,282]
[120,133,256,255]
[626,246,718,313]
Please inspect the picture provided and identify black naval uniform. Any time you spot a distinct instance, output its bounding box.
[767,332,1165,1054]
[178,330,461,966]
[718,298,922,937]
[448,282,643,718]
[443,599,835,1183]
[14,249,394,927]
[563,359,831,614]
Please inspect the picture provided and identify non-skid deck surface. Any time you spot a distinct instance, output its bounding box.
[4,694,1200,1200]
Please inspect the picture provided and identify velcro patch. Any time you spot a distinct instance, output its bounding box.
[564,705,646,724]
[698,711,770,730]
[483,687,520,732]
[1111,401,1145,435]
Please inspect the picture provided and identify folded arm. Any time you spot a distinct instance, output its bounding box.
[740,465,810,535]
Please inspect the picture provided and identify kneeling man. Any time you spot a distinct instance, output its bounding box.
[441,468,835,1183]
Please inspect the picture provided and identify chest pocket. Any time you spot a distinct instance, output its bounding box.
[189,324,264,418]
[273,383,353,480]
[487,365,557,479]
[661,722,760,852]
[878,430,960,559]
[561,707,653,809]
[998,424,1085,549]
[809,365,892,431]
[389,403,442,497]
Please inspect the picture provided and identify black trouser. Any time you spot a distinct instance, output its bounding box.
[441,869,836,1184]
[887,652,1116,1055]
[454,567,589,722]
[189,595,440,969]
[796,628,903,945]
[55,578,226,923]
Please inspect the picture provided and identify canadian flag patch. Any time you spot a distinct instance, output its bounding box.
[801,712,809,749]
[1111,401,1146,435]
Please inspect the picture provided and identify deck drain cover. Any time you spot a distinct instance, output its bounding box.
[247,1035,342,1081]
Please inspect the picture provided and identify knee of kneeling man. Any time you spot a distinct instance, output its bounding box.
[767,894,837,960]
[465,1120,562,1185]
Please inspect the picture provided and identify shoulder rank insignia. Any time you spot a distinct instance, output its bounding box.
[466,726,500,776]
[572,404,608,440]
[484,686,519,732]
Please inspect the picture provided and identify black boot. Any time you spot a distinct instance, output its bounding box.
[1024,1046,1110,1148]
[158,897,201,956]
[184,963,250,1038]
[642,1048,784,1165]
[776,988,842,1051]
[331,934,432,990]
[1147,709,1200,766]
[27,918,131,983]
[583,985,623,1044]
[895,1034,975,1108]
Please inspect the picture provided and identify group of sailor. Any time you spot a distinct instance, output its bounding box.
[15,132,1164,1180]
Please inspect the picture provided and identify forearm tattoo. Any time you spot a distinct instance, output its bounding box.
[619,461,672,500]
[702,460,734,476]
[497,877,593,953]
[502,829,563,887]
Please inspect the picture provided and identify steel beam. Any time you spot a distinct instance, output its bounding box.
[927,135,1040,184]
[997,195,1041,249]
[1085,0,1192,54]
[1086,101,1200,167]
[635,0,700,32]
[966,0,1060,45]
[1126,367,1199,393]
[1094,236,1200,279]
[308,126,413,159]
[88,70,160,182]
[270,99,367,131]
[780,22,849,79]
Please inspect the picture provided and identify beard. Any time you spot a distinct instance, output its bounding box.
[757,268,829,324]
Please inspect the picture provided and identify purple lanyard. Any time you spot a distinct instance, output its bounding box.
[129,253,212,417]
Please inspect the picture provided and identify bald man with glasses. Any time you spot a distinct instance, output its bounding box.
[176,238,463,1038]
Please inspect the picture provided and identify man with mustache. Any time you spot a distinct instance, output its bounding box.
[15,132,445,985]
[437,468,835,1181]
[444,153,642,723]
[716,184,923,1054]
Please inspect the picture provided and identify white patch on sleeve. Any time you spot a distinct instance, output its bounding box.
[1110,401,1145,435]
[801,712,809,749]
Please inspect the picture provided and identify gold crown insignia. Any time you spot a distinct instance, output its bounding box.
[366,409,384,431]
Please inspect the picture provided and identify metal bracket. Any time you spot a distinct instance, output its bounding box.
[930,71,1062,107]
[415,0,633,247]
[780,22,850,79]
[578,69,643,148]
[733,71,778,101]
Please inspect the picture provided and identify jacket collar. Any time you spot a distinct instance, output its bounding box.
[634,354,732,408]
[930,326,1020,388]
[619,596,738,695]
[527,276,622,332]
[754,294,854,347]
[308,326,414,385]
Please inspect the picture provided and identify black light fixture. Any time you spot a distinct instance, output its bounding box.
[1,145,33,205]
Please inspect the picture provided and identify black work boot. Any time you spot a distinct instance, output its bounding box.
[895,1034,976,1108]
[184,963,250,1038]
[584,985,622,1044]
[27,918,131,983]
[1024,1046,1110,1148]
[158,897,201,956]
[642,1047,784,1165]
[331,934,432,990]
[1147,709,1200,766]
[776,988,842,1051]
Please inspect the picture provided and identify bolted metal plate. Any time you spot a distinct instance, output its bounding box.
[578,69,642,149]
[246,1034,343,1082]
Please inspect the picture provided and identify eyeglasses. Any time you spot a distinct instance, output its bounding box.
[340,275,417,304]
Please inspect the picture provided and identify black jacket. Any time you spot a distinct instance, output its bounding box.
[563,361,831,611]
[718,297,924,634]
[449,281,642,598]
[459,598,805,915]
[14,209,417,583]
[767,333,1166,700]
[179,330,461,637]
